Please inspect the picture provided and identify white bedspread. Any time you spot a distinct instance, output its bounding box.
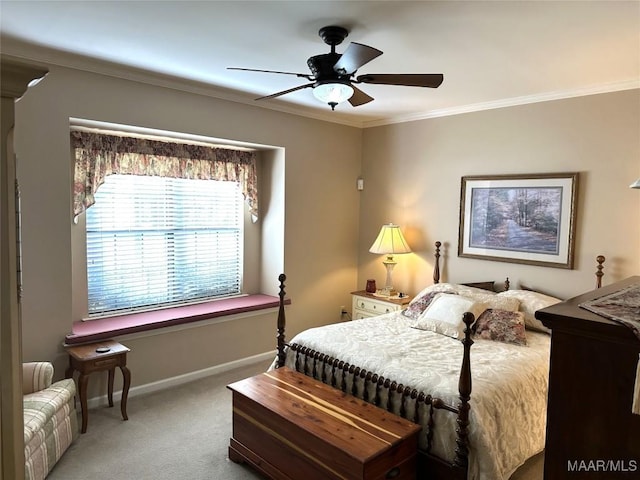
[283,312,550,480]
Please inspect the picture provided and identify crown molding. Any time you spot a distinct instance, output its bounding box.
[362,79,640,128]
[0,38,365,128]
[0,55,48,99]
[3,37,638,130]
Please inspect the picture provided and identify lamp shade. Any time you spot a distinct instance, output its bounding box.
[312,82,354,105]
[630,178,640,189]
[369,224,412,255]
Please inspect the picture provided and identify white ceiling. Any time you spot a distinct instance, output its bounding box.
[1,1,639,128]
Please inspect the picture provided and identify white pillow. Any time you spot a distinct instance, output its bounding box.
[412,293,487,339]
[497,290,562,333]
[403,290,456,320]
[471,293,520,312]
[410,283,457,302]
[411,283,496,304]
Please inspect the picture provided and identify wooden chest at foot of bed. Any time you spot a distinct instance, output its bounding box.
[227,367,421,480]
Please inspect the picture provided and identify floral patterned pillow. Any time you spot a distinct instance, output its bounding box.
[475,309,528,346]
[497,290,562,333]
[402,291,458,320]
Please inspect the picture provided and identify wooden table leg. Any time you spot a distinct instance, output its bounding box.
[78,373,89,434]
[107,368,115,407]
[120,365,131,421]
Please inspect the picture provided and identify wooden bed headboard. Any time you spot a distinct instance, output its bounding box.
[432,241,509,291]
[431,240,606,292]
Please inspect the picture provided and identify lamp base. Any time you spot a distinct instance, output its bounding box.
[382,257,397,295]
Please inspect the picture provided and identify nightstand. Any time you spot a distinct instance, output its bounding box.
[351,291,412,319]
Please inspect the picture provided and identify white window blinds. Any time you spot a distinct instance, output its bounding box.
[86,174,242,316]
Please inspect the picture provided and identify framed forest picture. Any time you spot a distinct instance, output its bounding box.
[458,173,578,269]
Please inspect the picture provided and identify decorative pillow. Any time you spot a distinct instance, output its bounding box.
[460,293,520,312]
[402,291,458,320]
[472,294,520,312]
[497,290,562,333]
[411,293,487,339]
[410,283,457,300]
[411,282,497,303]
[475,309,528,346]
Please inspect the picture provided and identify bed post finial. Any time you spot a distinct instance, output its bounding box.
[454,311,474,469]
[276,273,287,368]
[595,255,605,289]
[433,241,441,284]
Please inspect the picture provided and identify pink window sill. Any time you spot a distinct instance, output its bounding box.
[64,294,289,345]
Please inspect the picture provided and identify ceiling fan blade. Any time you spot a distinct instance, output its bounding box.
[255,83,314,101]
[333,43,383,75]
[228,67,313,80]
[356,73,444,88]
[348,85,374,107]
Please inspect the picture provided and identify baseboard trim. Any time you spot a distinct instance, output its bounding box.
[86,350,275,409]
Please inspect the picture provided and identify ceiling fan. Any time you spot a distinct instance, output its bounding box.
[228,25,444,110]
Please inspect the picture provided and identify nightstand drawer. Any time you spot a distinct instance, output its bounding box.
[350,291,412,320]
[353,296,398,315]
[353,309,373,320]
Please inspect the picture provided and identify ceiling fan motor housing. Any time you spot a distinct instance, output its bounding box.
[307,54,350,85]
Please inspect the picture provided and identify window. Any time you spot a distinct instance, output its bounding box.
[86,174,243,316]
[68,124,283,331]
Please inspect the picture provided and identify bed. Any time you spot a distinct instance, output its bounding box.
[272,243,606,480]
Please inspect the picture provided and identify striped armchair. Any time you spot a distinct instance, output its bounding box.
[23,362,78,480]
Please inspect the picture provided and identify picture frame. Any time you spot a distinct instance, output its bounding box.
[458,173,578,269]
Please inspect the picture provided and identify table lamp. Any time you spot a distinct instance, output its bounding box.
[369,223,412,296]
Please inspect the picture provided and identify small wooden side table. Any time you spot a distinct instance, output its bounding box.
[65,339,131,433]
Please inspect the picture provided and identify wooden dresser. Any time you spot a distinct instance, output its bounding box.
[536,277,640,479]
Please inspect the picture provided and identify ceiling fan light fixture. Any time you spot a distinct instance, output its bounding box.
[312,82,354,109]
[229,25,443,109]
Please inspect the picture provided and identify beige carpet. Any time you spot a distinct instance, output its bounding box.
[48,359,542,480]
[48,360,271,480]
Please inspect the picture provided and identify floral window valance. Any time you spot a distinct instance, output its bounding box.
[71,130,259,221]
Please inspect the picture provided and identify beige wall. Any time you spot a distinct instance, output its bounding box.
[359,90,640,300]
[14,66,362,396]
[12,62,640,398]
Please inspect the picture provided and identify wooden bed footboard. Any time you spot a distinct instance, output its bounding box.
[284,338,473,479]
[274,270,474,479]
